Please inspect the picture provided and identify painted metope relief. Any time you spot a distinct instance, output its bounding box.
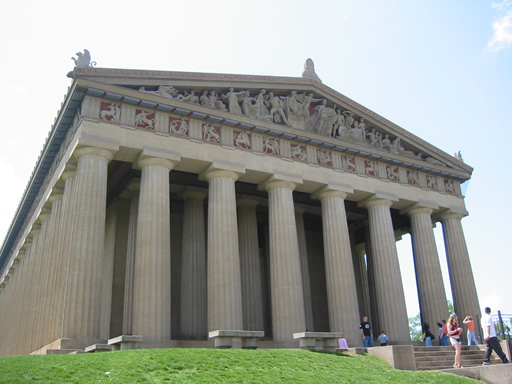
[100,102,120,122]
[426,175,437,189]
[364,160,379,177]
[317,149,332,167]
[203,124,221,143]
[341,155,356,172]
[406,170,419,186]
[443,179,455,194]
[290,144,307,161]
[169,117,189,137]
[135,109,155,130]
[386,165,400,182]
[234,131,251,149]
[263,137,280,156]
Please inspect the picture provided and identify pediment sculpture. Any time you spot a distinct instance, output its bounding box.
[135,85,446,166]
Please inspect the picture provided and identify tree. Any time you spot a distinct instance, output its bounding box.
[409,312,422,341]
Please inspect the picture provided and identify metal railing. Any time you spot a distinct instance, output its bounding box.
[475,311,512,342]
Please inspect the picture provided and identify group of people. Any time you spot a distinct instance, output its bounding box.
[359,308,509,369]
[422,308,510,368]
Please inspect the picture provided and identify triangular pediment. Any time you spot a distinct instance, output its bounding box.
[70,67,472,180]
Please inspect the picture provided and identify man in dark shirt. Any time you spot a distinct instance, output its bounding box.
[360,316,374,347]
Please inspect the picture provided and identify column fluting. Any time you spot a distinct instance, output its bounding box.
[317,190,360,345]
[180,188,207,339]
[439,211,481,321]
[265,180,306,341]
[237,197,264,331]
[60,147,113,341]
[205,169,243,332]
[406,206,449,331]
[132,157,175,341]
[362,198,411,344]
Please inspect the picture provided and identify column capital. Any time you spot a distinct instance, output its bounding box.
[38,208,52,223]
[48,188,64,204]
[436,208,468,221]
[311,181,353,201]
[313,189,348,202]
[74,146,115,162]
[199,160,245,182]
[237,195,259,207]
[182,187,208,200]
[359,197,392,209]
[400,200,438,216]
[258,170,302,192]
[136,156,176,171]
[120,178,141,198]
[263,179,296,192]
[61,163,77,181]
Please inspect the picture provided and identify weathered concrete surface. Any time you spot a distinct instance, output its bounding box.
[443,364,512,384]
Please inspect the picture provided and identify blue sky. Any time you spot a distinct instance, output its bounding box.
[1,0,511,321]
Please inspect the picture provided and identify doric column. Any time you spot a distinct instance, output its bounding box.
[33,208,52,351]
[26,225,43,352]
[350,233,370,320]
[295,206,314,332]
[180,188,207,339]
[263,177,306,341]
[314,188,360,345]
[132,156,176,341]
[237,196,264,331]
[438,210,480,321]
[403,205,448,331]
[203,167,243,332]
[360,197,410,344]
[60,146,114,342]
[123,179,140,335]
[364,225,381,340]
[53,165,77,342]
[39,191,64,348]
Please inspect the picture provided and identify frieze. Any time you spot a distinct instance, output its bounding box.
[88,94,461,195]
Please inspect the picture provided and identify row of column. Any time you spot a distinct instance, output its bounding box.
[0,144,479,355]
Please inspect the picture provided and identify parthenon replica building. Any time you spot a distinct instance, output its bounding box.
[0,56,479,355]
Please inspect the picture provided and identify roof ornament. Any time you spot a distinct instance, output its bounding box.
[301,58,321,82]
[71,49,96,68]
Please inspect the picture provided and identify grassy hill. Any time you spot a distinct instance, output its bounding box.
[0,348,478,383]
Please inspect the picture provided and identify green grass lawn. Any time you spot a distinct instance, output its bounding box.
[0,348,478,383]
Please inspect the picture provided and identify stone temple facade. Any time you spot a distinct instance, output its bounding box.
[0,58,479,355]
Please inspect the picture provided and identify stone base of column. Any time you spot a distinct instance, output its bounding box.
[30,338,103,355]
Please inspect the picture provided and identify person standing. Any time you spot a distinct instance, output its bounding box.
[422,323,434,347]
[378,331,389,346]
[360,316,374,348]
[441,320,450,346]
[481,307,510,365]
[463,316,479,346]
[437,322,444,346]
[447,314,463,368]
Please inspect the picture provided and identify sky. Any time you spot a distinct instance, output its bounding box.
[1,0,511,320]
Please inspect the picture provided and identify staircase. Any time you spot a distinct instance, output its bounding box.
[414,345,498,370]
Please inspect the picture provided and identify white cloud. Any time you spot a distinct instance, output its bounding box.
[492,0,511,10]
[488,10,512,51]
